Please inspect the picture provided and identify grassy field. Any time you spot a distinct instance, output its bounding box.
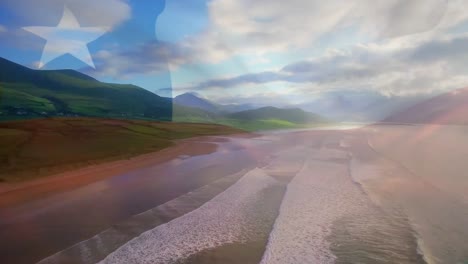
[173,116,325,131]
[173,105,328,131]
[216,118,300,131]
[0,118,244,182]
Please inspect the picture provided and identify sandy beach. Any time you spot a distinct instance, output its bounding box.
[1,126,468,264]
[0,134,255,264]
[0,139,219,207]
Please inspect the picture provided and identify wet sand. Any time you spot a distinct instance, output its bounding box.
[38,170,251,264]
[0,139,219,207]
[351,125,468,263]
[367,124,468,203]
[99,145,309,264]
[1,126,468,264]
[0,135,259,264]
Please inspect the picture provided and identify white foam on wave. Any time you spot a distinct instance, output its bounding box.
[261,150,369,264]
[349,153,468,263]
[99,168,278,264]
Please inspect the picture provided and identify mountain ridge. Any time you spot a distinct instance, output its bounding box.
[0,57,172,120]
[228,106,325,124]
[174,92,222,113]
[0,57,327,130]
[174,92,255,113]
[383,87,468,125]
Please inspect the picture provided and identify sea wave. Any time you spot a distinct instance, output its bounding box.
[99,168,280,264]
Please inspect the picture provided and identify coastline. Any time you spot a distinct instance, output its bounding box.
[0,136,226,208]
[0,132,259,264]
[1,126,467,264]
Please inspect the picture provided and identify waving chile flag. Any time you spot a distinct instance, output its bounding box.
[0,0,174,120]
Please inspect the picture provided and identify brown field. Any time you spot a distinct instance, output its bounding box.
[0,117,244,182]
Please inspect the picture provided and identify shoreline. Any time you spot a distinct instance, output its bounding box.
[0,135,234,208]
[38,169,251,264]
[0,132,258,264]
[1,125,467,263]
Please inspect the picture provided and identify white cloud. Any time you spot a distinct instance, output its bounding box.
[19,0,465,102]
[0,24,7,33]
[169,0,465,65]
[55,0,468,91]
[181,0,357,63]
[157,0,468,104]
[90,41,179,78]
[187,32,468,97]
[355,0,448,38]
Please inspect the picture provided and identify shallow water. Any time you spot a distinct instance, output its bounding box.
[99,169,283,264]
[346,126,468,264]
[38,170,249,264]
[329,207,426,264]
[11,127,468,264]
[261,145,426,264]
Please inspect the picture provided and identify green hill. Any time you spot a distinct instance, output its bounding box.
[173,105,328,131]
[173,105,221,124]
[0,57,172,120]
[174,92,255,114]
[0,57,327,131]
[228,106,324,124]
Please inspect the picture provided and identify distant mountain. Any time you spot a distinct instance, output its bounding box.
[384,87,468,125]
[296,91,428,122]
[174,92,256,114]
[0,57,327,131]
[173,103,327,131]
[0,57,172,120]
[172,103,220,123]
[228,106,325,124]
[219,103,255,113]
[174,93,222,113]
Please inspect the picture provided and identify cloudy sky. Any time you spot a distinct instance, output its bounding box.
[1,0,468,105]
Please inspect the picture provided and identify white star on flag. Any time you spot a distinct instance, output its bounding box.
[23,7,108,69]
